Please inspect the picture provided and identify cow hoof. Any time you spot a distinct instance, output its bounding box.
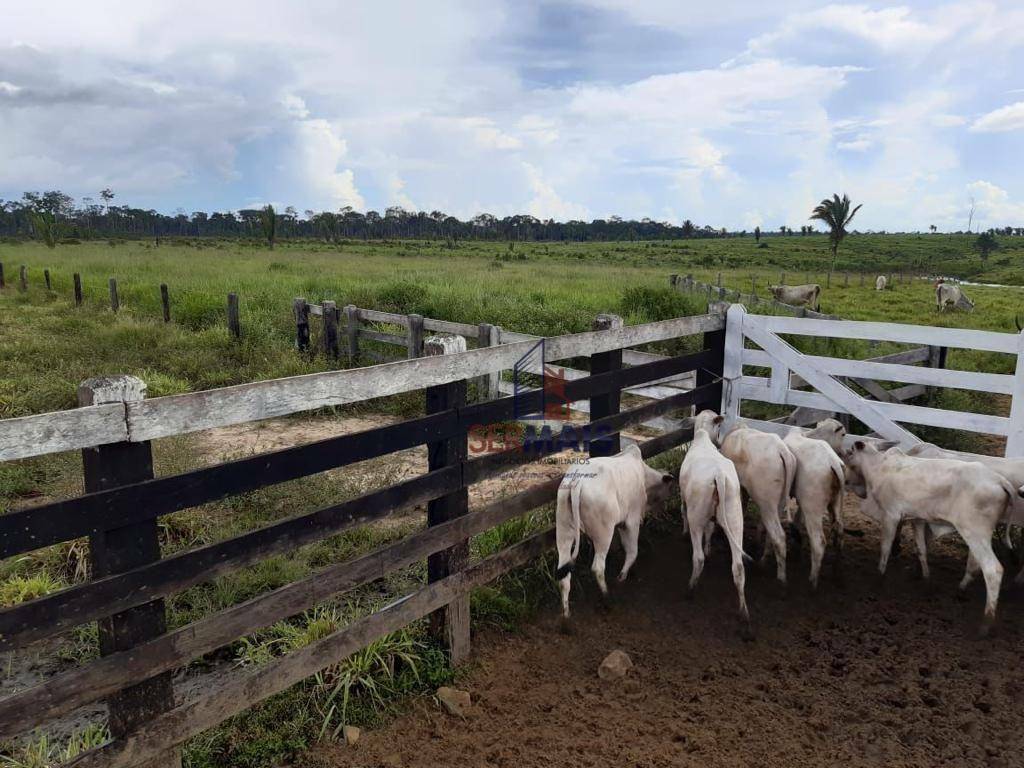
[739,621,756,642]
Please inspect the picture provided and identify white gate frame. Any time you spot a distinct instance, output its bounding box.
[721,304,1024,457]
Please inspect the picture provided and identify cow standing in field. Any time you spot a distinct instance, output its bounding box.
[935,280,975,312]
[875,275,887,291]
[699,412,797,587]
[784,427,846,589]
[682,411,752,638]
[767,283,821,310]
[844,441,1018,634]
[554,443,674,622]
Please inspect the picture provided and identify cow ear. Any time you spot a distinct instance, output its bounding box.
[834,424,843,433]
[713,415,724,424]
[854,440,865,451]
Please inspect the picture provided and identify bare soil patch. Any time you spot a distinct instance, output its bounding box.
[317,495,1024,768]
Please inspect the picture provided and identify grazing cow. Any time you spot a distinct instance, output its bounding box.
[875,275,887,291]
[554,443,674,621]
[682,411,751,637]
[784,428,846,589]
[844,441,1018,634]
[936,281,974,312]
[767,284,821,310]
[700,412,797,586]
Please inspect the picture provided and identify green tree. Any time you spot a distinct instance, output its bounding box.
[754,225,761,243]
[974,231,999,261]
[261,204,277,249]
[809,193,862,270]
[28,210,56,248]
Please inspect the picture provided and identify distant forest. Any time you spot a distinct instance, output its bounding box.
[0,189,773,242]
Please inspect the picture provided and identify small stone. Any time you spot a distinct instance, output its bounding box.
[342,725,360,745]
[437,686,471,717]
[598,650,634,681]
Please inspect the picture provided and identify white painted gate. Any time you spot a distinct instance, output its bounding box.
[721,304,1024,458]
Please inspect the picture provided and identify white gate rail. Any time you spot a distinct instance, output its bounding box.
[722,304,1024,457]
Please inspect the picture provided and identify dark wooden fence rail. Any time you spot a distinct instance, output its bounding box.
[0,313,724,768]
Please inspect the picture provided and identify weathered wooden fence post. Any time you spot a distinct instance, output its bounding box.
[19,265,27,292]
[699,308,727,413]
[780,271,785,285]
[669,274,679,290]
[407,314,424,359]
[477,323,500,401]
[0,262,5,289]
[844,272,849,287]
[750,275,756,298]
[424,337,470,663]
[227,293,241,339]
[322,300,339,358]
[160,284,170,322]
[44,269,51,291]
[73,273,83,306]
[717,271,722,288]
[589,313,623,457]
[925,345,948,406]
[826,271,832,288]
[344,304,359,363]
[293,298,310,351]
[108,278,119,312]
[78,375,180,768]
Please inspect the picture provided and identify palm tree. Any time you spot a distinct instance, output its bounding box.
[28,211,57,248]
[809,194,862,270]
[261,204,277,249]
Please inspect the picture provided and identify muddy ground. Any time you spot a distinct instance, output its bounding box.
[320,495,1024,768]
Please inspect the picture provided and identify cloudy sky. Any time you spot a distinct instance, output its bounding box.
[2,1,1023,230]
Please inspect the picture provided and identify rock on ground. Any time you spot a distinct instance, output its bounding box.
[598,650,634,680]
[437,686,472,717]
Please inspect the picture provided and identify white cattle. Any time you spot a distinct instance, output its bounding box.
[875,275,887,291]
[699,412,797,586]
[844,441,1018,633]
[554,443,674,620]
[681,412,751,637]
[935,281,974,312]
[767,284,821,310]
[805,418,847,454]
[784,428,846,589]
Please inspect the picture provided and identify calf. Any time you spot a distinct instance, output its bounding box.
[784,428,845,589]
[701,412,797,586]
[875,275,887,291]
[682,412,751,637]
[554,443,673,620]
[845,441,1017,633]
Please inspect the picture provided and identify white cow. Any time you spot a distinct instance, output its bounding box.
[875,275,887,291]
[784,428,846,589]
[805,418,847,454]
[935,281,974,312]
[844,440,1018,634]
[767,284,821,310]
[681,412,752,637]
[699,412,797,586]
[554,443,674,620]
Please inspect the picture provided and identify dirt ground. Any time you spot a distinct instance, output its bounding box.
[319,494,1024,768]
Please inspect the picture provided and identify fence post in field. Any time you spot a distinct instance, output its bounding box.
[669,274,679,290]
[750,275,756,299]
[227,293,241,339]
[779,271,785,285]
[160,284,170,322]
[844,272,849,287]
[407,313,424,359]
[73,273,83,306]
[477,322,500,401]
[108,278,119,312]
[699,309,727,413]
[423,337,470,663]
[19,265,27,291]
[0,262,5,288]
[826,271,832,288]
[344,304,359,363]
[716,271,722,288]
[925,345,947,405]
[589,313,624,457]
[322,300,339,358]
[1008,332,1024,458]
[77,375,180,768]
[44,269,51,291]
[293,298,310,351]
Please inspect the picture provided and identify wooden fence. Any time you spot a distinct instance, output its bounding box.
[0,312,724,767]
[0,263,242,339]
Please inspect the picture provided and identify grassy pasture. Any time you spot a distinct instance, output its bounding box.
[1,234,1023,766]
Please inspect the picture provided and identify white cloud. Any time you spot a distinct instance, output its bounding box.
[523,164,588,221]
[966,180,1024,224]
[837,138,872,152]
[971,102,1024,133]
[292,119,364,210]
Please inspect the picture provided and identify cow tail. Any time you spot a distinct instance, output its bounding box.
[554,484,582,580]
[1000,479,1021,550]
[828,462,845,529]
[714,474,751,562]
[780,448,797,517]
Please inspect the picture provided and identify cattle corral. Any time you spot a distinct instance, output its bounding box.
[3,243,1024,766]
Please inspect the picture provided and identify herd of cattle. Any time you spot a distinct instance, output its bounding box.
[554,413,1024,638]
[764,278,975,312]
